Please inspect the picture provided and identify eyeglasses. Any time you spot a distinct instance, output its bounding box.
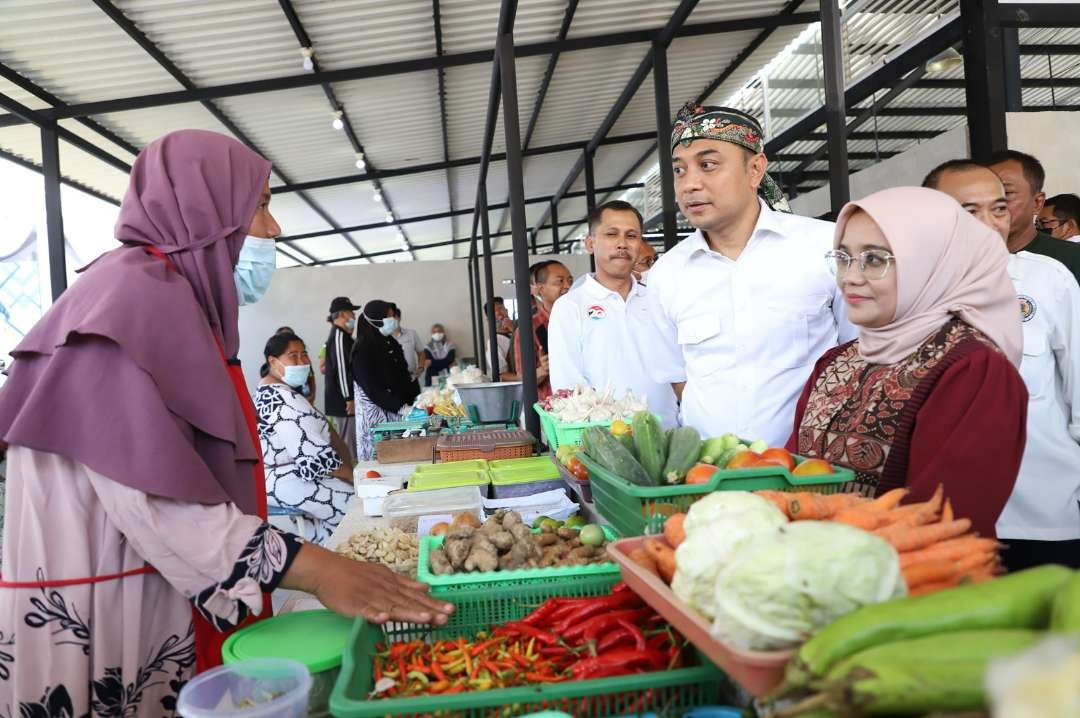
[1036,218,1063,231]
[825,249,895,280]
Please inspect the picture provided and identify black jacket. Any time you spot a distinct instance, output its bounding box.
[324,325,354,416]
[351,331,419,414]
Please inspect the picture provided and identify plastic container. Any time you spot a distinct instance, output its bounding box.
[607,535,792,698]
[330,575,726,718]
[221,610,351,717]
[416,525,620,593]
[382,485,485,533]
[455,381,523,423]
[413,459,489,474]
[557,457,593,503]
[178,658,311,718]
[488,457,563,498]
[488,456,558,474]
[436,429,535,462]
[407,469,490,492]
[533,404,616,452]
[579,451,852,536]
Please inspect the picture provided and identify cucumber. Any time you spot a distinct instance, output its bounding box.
[616,432,636,456]
[699,437,728,465]
[583,427,653,486]
[662,426,702,484]
[1050,570,1080,632]
[632,411,666,484]
[784,565,1073,691]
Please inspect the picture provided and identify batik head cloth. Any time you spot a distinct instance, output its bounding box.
[670,103,791,213]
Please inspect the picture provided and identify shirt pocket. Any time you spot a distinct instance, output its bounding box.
[677,312,735,377]
[1019,324,1052,401]
[759,296,828,369]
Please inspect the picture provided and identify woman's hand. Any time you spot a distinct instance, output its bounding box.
[282,544,454,625]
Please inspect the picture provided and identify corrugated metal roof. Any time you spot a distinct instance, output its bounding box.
[293,0,437,69]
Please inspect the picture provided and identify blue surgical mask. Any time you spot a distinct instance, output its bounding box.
[281,362,311,388]
[234,235,277,306]
[379,317,399,336]
[345,318,357,331]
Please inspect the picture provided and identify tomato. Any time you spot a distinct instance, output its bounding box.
[365,470,382,479]
[792,458,835,476]
[726,451,762,470]
[758,448,795,471]
[568,457,589,481]
[685,463,718,485]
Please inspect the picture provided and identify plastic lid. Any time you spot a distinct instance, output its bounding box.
[488,457,556,471]
[383,485,484,518]
[489,465,560,485]
[408,470,490,491]
[414,459,489,474]
[221,610,352,673]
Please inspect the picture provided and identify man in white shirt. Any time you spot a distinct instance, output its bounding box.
[926,161,1080,570]
[484,297,518,381]
[548,201,679,428]
[1038,193,1080,243]
[643,105,856,444]
[388,303,425,384]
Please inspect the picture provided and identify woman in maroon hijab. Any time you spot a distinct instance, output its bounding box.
[0,131,451,715]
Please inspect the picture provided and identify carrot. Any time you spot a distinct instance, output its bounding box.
[755,490,794,518]
[909,575,964,596]
[663,513,687,549]
[644,538,677,585]
[902,559,961,589]
[832,507,885,531]
[899,536,1000,568]
[954,550,999,575]
[789,492,864,520]
[866,487,909,513]
[875,518,972,553]
[628,547,660,579]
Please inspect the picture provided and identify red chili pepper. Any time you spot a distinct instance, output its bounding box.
[374,660,383,681]
[565,608,650,643]
[469,638,501,657]
[432,662,447,682]
[613,619,646,651]
[553,594,642,633]
[570,649,659,681]
[611,581,631,593]
[596,628,634,653]
[502,622,558,645]
[397,656,407,684]
[520,597,574,626]
[444,684,467,695]
[511,653,532,669]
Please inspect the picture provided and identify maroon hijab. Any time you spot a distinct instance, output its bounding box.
[0,130,272,512]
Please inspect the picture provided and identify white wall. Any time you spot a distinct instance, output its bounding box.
[237,254,591,408]
[1004,112,1080,197]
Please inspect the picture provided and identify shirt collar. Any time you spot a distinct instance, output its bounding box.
[687,198,784,257]
[583,273,642,300]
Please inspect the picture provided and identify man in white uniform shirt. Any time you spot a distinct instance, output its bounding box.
[644,104,856,444]
[548,201,680,428]
[925,161,1080,571]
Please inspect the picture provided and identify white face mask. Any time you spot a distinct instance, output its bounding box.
[431,332,445,342]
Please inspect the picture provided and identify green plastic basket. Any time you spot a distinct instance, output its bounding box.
[329,575,726,718]
[579,452,853,536]
[533,405,618,452]
[416,526,620,593]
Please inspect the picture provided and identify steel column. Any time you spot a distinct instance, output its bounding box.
[652,40,678,250]
[467,248,481,371]
[480,189,501,382]
[961,0,1008,162]
[472,245,485,372]
[1002,27,1023,112]
[820,0,850,214]
[551,203,560,254]
[40,124,67,301]
[498,31,541,439]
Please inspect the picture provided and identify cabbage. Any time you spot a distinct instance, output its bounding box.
[681,491,787,536]
[671,492,788,620]
[710,521,906,651]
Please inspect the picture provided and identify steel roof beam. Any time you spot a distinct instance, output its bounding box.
[999,3,1080,27]
[276,0,405,259]
[0,146,121,206]
[431,0,460,258]
[41,12,820,122]
[88,0,334,266]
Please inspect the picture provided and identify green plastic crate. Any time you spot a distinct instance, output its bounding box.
[329,575,726,718]
[579,452,853,536]
[408,469,491,492]
[414,460,490,474]
[416,525,620,593]
[533,405,618,452]
[489,457,560,475]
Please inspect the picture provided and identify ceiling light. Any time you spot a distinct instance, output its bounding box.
[385,212,394,223]
[300,47,314,72]
[354,152,366,170]
[331,111,344,131]
[395,230,404,241]
[925,47,963,74]
[373,190,383,203]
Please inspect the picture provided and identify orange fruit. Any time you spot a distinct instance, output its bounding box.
[685,463,718,485]
[792,458,835,476]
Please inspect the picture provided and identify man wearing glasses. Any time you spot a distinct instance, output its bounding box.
[1038,193,1080,243]
[641,105,855,444]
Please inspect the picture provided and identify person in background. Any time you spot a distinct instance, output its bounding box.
[987,150,1080,285]
[549,200,679,428]
[632,241,658,285]
[424,323,457,386]
[788,187,1027,537]
[1039,193,1080,243]
[0,131,451,714]
[925,162,1080,569]
[643,104,856,444]
[388,302,426,389]
[351,300,419,461]
[485,297,519,381]
[324,296,359,463]
[516,260,572,401]
[256,332,354,545]
[273,325,316,400]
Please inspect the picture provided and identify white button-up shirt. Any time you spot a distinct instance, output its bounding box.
[996,251,1080,541]
[548,274,680,428]
[642,200,857,444]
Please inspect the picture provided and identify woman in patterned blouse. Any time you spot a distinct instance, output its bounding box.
[256,332,354,544]
[788,187,1028,537]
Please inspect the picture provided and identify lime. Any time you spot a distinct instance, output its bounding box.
[579,524,605,547]
[563,515,586,529]
[532,515,553,530]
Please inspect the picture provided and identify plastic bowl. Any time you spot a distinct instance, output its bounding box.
[177,658,312,718]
